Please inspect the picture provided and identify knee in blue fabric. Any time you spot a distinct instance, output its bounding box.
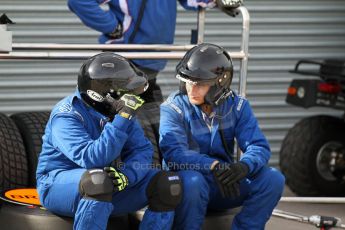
[79,169,113,202]
[254,167,286,200]
[146,171,182,212]
[180,171,209,201]
[262,168,285,193]
[269,168,286,194]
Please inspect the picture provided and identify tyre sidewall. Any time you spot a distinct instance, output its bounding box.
[280,115,345,196]
[307,116,345,195]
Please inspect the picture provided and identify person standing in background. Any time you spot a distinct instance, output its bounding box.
[68,0,216,104]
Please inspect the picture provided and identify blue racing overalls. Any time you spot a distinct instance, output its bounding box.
[159,91,285,230]
[36,90,174,230]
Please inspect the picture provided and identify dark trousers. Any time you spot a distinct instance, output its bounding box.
[134,65,163,162]
[136,66,163,103]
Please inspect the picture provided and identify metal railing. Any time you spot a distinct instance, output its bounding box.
[0,7,250,97]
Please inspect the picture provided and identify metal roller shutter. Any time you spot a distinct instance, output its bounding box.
[0,0,344,165]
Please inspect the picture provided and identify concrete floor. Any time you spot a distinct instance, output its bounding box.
[266,186,345,230]
[201,184,345,230]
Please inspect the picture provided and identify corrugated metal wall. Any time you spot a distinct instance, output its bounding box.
[1,0,345,165]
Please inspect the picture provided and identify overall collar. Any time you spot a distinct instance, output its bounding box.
[73,89,110,125]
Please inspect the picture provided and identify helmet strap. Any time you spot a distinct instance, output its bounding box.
[179,82,187,94]
[204,85,216,106]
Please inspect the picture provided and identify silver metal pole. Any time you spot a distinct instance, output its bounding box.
[280,197,345,204]
[12,43,196,51]
[236,6,250,161]
[0,51,245,60]
[197,8,206,44]
[273,209,308,223]
[238,6,250,98]
[273,209,345,229]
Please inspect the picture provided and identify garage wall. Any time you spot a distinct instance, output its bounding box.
[1,0,345,165]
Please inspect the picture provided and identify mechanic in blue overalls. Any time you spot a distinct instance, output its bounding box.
[67,0,216,104]
[36,53,185,230]
[159,43,286,230]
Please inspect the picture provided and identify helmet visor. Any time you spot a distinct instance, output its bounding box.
[176,73,216,86]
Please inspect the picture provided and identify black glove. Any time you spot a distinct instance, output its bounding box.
[216,0,243,17]
[216,0,243,8]
[212,162,249,198]
[105,93,145,120]
[104,167,129,193]
[107,23,123,39]
[224,181,240,198]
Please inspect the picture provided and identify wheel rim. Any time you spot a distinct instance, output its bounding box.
[316,141,344,181]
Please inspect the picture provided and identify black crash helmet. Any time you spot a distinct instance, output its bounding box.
[78,52,148,116]
[176,43,233,106]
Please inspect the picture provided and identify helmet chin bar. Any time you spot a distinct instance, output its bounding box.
[203,85,233,106]
[214,89,233,106]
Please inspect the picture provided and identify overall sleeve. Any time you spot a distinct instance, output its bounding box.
[51,113,131,169]
[235,100,271,176]
[178,0,216,10]
[118,120,154,187]
[159,102,216,174]
[68,0,118,34]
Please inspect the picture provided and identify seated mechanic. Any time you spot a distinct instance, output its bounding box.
[159,43,285,230]
[36,52,184,230]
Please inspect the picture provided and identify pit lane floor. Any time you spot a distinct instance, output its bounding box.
[266,186,345,230]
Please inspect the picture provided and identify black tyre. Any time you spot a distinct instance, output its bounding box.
[10,112,50,186]
[129,207,240,230]
[0,113,28,191]
[280,115,345,196]
[0,202,129,230]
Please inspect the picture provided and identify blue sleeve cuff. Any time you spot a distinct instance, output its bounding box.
[240,158,253,175]
[120,166,137,188]
[112,115,131,131]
